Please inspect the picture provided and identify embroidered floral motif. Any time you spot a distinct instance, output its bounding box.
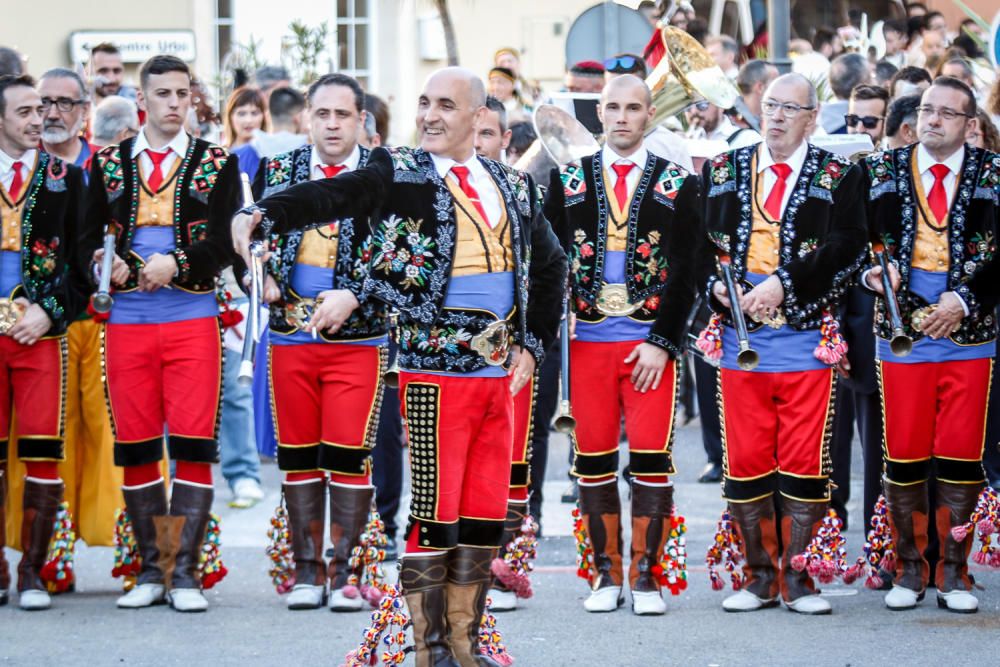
[401,323,472,355]
[708,231,731,253]
[190,146,229,196]
[187,220,208,243]
[797,238,818,258]
[964,231,995,274]
[812,156,849,191]
[96,146,124,195]
[711,154,734,185]
[265,153,293,187]
[633,230,668,287]
[569,228,596,287]
[389,147,420,173]
[29,238,60,277]
[371,215,436,290]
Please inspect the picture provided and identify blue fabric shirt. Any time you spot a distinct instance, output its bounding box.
[575,250,652,342]
[233,144,261,182]
[877,268,994,363]
[0,250,20,296]
[109,227,217,324]
[720,272,828,373]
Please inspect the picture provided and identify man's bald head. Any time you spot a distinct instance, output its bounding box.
[417,67,489,161]
[601,74,652,107]
[425,67,487,109]
[764,73,818,109]
[598,74,654,156]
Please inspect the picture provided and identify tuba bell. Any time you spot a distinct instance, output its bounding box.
[513,104,601,183]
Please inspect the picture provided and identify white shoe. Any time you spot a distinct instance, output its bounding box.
[583,585,623,613]
[286,584,326,610]
[784,594,831,615]
[169,588,209,612]
[230,478,265,509]
[722,589,778,612]
[116,583,166,609]
[488,587,518,612]
[937,589,978,613]
[884,585,922,610]
[631,590,666,616]
[18,589,51,611]
[329,586,366,612]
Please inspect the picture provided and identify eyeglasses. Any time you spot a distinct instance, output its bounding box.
[687,101,711,112]
[761,100,815,118]
[603,55,639,73]
[41,97,86,113]
[917,105,972,121]
[845,114,884,129]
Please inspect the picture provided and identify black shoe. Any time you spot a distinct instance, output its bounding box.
[383,536,398,562]
[560,481,579,504]
[698,463,723,484]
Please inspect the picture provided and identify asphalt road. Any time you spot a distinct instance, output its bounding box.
[3,414,998,666]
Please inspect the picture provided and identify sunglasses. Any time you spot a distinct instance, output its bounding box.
[687,101,711,112]
[845,114,884,129]
[604,55,639,72]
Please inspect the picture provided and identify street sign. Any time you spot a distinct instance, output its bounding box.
[69,30,197,64]
[990,11,1000,69]
[565,2,651,66]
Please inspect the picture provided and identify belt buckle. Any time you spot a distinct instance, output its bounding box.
[470,320,512,366]
[285,297,320,331]
[910,304,937,333]
[750,310,786,329]
[596,283,641,317]
[0,298,25,335]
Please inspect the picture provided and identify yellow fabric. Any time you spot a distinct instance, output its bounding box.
[447,178,512,276]
[602,168,636,252]
[747,157,781,275]
[297,224,340,268]
[910,152,952,272]
[135,159,182,227]
[0,186,27,252]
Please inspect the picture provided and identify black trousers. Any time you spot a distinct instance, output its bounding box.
[528,338,561,524]
[693,356,722,467]
[983,335,1000,487]
[828,380,883,532]
[372,343,404,539]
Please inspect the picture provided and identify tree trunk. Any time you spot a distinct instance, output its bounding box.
[434,0,459,66]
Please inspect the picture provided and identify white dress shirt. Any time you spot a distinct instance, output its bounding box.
[431,152,503,228]
[0,148,36,195]
[642,126,694,172]
[757,140,809,218]
[602,144,648,197]
[916,143,964,210]
[131,129,189,181]
[310,143,360,181]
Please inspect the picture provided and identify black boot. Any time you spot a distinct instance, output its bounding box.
[447,546,502,667]
[17,479,63,610]
[164,482,213,612]
[401,553,460,667]
[0,470,10,606]
[283,480,327,609]
[116,481,170,609]
[328,484,374,611]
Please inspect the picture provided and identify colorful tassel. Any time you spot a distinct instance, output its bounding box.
[111,508,141,592]
[40,501,76,594]
[346,503,390,607]
[790,508,848,584]
[813,310,848,365]
[491,513,538,599]
[695,313,724,362]
[654,511,688,596]
[340,581,410,667]
[843,495,896,589]
[950,487,1000,569]
[572,503,595,582]
[198,513,228,589]
[479,597,515,665]
[266,502,295,594]
[705,509,744,592]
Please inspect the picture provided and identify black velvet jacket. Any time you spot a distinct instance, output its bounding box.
[253,144,386,341]
[545,150,701,357]
[5,152,87,335]
[700,143,867,328]
[862,145,999,345]
[254,146,567,372]
[83,136,240,292]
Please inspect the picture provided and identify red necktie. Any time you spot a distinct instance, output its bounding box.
[450,165,490,224]
[320,164,346,179]
[928,163,950,222]
[145,149,171,191]
[612,162,634,207]
[7,161,24,200]
[763,163,792,220]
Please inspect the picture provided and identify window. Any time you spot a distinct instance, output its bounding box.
[335,0,371,88]
[215,0,235,73]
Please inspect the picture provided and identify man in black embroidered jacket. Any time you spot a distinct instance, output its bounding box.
[545,75,700,616]
[234,67,566,667]
[697,73,866,615]
[0,74,86,610]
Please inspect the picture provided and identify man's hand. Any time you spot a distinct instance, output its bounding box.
[139,253,177,292]
[93,248,129,287]
[712,279,742,310]
[741,275,784,320]
[921,291,965,339]
[232,209,262,265]
[508,345,536,396]
[864,263,901,296]
[310,289,360,335]
[567,312,577,340]
[624,342,669,393]
[835,355,852,380]
[262,275,281,304]
[8,299,51,346]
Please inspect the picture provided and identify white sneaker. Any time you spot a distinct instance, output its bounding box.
[937,589,978,614]
[488,587,518,612]
[18,589,51,611]
[722,589,778,612]
[169,588,209,612]
[583,585,623,613]
[286,584,326,610]
[631,590,667,616]
[117,583,166,609]
[784,594,831,615]
[329,586,366,611]
[230,478,265,509]
[884,584,922,610]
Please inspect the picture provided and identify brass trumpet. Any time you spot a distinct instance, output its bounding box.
[383,310,400,388]
[872,242,912,357]
[720,257,759,371]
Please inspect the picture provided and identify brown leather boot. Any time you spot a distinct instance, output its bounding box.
[283,480,327,609]
[116,481,171,609]
[491,500,528,594]
[578,480,624,611]
[779,496,831,614]
[725,496,780,610]
[629,483,672,615]
[0,470,10,606]
[166,482,213,612]
[884,480,929,606]
[446,546,502,667]
[17,479,63,610]
[328,484,373,611]
[935,481,982,613]
[401,553,460,667]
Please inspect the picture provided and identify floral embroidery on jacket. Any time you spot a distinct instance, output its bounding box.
[633,230,668,286]
[29,238,60,277]
[371,214,436,290]
[569,228,595,287]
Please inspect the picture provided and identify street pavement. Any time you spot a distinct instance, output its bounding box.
[3,414,999,666]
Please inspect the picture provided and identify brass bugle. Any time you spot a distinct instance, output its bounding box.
[721,260,759,371]
[554,301,576,434]
[92,226,116,313]
[873,245,912,357]
[383,310,400,388]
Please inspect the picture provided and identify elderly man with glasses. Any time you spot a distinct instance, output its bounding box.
[697,73,867,615]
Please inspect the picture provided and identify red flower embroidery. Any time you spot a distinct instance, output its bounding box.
[580,244,594,258]
[637,243,651,258]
